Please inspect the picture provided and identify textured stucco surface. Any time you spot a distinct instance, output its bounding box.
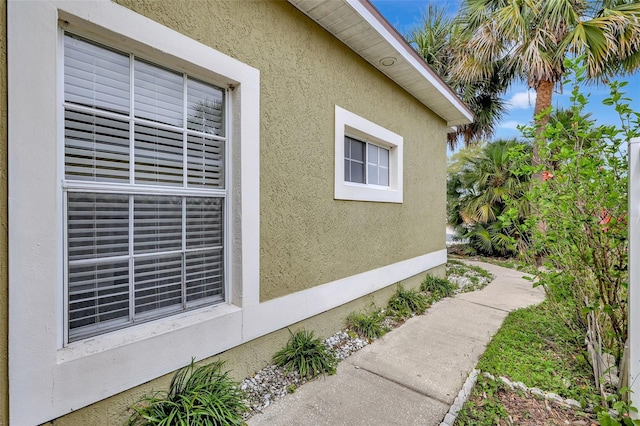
[45,266,441,425]
[20,0,450,423]
[0,1,8,424]
[115,0,448,302]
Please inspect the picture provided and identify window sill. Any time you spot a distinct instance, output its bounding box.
[58,303,242,363]
[335,181,403,203]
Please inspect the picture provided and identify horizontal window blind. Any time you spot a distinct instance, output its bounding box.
[64,35,130,114]
[63,33,227,342]
[65,111,130,182]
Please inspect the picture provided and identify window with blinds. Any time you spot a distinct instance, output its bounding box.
[63,34,227,342]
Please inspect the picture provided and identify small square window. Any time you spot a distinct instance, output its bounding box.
[335,106,403,203]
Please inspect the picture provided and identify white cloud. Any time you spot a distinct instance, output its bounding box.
[508,91,536,109]
[500,120,523,130]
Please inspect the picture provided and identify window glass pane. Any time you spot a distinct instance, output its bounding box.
[68,193,129,261]
[380,147,389,168]
[64,34,130,114]
[68,260,130,341]
[379,166,389,186]
[345,136,366,183]
[187,78,225,136]
[186,198,223,249]
[134,60,183,126]
[368,144,379,166]
[65,110,130,182]
[134,124,183,186]
[348,137,365,162]
[134,254,183,316]
[186,249,224,304]
[350,161,365,183]
[187,135,224,188]
[134,195,182,254]
[368,164,379,185]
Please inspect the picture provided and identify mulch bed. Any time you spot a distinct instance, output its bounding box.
[467,387,598,426]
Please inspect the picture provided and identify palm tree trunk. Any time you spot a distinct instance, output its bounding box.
[531,79,555,266]
[533,79,554,169]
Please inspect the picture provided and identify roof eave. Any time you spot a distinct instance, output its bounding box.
[287,0,474,127]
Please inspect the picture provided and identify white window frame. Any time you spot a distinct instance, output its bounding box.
[334,105,403,203]
[8,2,259,425]
[62,34,231,343]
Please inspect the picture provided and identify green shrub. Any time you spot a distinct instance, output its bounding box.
[596,391,640,426]
[346,310,388,340]
[387,284,429,318]
[272,329,337,379]
[127,359,247,426]
[420,274,456,299]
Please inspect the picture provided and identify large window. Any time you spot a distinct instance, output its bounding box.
[9,3,261,424]
[63,34,227,342]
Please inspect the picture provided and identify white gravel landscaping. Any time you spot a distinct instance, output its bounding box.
[241,260,494,419]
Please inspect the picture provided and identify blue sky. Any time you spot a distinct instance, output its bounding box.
[370,0,640,142]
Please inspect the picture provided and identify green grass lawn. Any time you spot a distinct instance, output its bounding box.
[456,299,599,425]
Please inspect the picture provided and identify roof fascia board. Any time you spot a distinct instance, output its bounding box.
[349,0,473,124]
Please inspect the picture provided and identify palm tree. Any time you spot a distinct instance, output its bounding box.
[448,139,531,256]
[451,0,640,166]
[410,5,512,149]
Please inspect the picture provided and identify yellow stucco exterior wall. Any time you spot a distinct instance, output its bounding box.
[2,1,452,424]
[115,0,448,302]
[0,0,8,424]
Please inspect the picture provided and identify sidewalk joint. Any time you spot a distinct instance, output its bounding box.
[456,298,511,313]
[353,365,453,406]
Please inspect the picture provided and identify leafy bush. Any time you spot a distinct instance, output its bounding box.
[447,139,531,257]
[272,329,337,379]
[596,391,640,425]
[420,274,456,299]
[346,309,388,340]
[508,60,639,366]
[387,284,429,318]
[127,359,247,426]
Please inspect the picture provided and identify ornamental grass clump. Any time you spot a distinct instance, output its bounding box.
[346,309,388,340]
[272,329,337,379]
[127,359,247,426]
[387,284,429,318]
[420,274,456,300]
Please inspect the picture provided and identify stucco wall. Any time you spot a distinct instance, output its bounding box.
[115,0,448,302]
[7,1,452,424]
[0,0,8,424]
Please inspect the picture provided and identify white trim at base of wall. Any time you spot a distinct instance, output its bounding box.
[244,249,446,341]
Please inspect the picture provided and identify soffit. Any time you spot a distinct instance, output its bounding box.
[287,0,474,127]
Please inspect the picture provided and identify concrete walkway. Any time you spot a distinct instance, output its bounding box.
[248,261,545,426]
